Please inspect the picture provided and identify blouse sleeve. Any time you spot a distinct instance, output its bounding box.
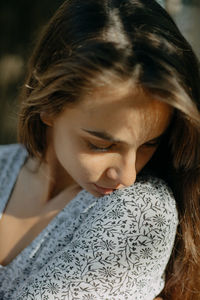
[16,176,178,300]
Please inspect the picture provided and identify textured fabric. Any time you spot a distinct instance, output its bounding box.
[0,144,178,300]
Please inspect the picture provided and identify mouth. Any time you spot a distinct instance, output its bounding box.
[93,184,116,195]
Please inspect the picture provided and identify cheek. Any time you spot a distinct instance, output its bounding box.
[77,153,109,180]
[52,132,108,181]
[51,122,116,181]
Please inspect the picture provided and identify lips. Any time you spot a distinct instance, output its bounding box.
[94,184,116,195]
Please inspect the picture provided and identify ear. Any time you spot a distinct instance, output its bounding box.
[40,111,54,127]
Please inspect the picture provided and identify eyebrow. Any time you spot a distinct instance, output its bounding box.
[81,129,124,143]
[82,128,166,145]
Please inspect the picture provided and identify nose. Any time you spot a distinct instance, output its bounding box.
[106,151,137,187]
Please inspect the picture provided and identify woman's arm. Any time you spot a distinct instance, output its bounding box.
[15,176,178,300]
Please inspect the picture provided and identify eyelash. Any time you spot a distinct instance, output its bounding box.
[87,140,160,153]
[143,140,160,148]
[87,142,114,152]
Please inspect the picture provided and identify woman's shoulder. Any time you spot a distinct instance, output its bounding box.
[130,174,176,208]
[78,174,178,254]
[0,143,27,184]
[92,174,177,219]
[0,143,27,162]
[0,144,28,215]
[79,174,178,235]
[15,175,178,300]
[116,174,177,228]
[0,143,24,157]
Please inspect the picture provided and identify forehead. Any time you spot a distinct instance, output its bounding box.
[62,81,172,144]
[81,80,166,112]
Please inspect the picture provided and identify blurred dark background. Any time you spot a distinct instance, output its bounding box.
[0,0,63,144]
[0,0,200,145]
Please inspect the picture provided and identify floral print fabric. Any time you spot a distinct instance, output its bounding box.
[0,144,178,300]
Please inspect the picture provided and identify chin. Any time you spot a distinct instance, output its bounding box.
[89,187,115,198]
[81,184,105,198]
[79,182,115,198]
[87,189,104,198]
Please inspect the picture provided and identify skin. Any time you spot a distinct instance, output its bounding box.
[0,80,172,267]
[41,80,173,199]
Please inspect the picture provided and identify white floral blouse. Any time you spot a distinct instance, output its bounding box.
[0,144,178,300]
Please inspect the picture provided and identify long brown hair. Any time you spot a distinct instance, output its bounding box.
[18,0,200,298]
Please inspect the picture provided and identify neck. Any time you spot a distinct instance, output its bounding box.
[25,145,78,204]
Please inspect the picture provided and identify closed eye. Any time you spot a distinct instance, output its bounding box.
[87,142,114,152]
[142,138,162,148]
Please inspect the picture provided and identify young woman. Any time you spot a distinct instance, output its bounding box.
[0,0,200,299]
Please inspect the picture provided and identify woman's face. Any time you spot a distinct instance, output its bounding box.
[45,81,172,197]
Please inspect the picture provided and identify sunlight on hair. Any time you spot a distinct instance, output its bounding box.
[102,8,131,53]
